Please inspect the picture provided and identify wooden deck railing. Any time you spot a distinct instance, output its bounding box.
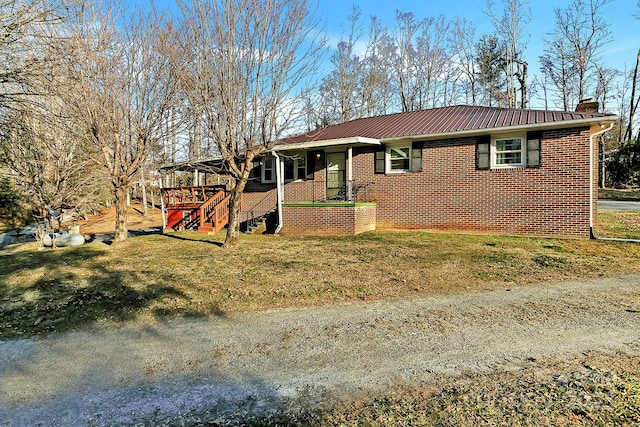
[199,190,230,233]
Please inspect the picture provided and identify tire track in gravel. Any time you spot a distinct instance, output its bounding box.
[1,275,639,426]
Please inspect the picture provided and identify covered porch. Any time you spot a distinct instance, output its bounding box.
[272,137,380,235]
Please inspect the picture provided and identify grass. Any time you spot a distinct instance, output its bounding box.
[2,222,640,340]
[596,211,640,240]
[123,352,640,426]
[2,215,640,426]
[599,188,640,201]
[302,354,640,427]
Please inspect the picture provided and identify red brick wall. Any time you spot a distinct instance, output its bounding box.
[350,127,594,238]
[282,204,376,235]
[242,126,595,238]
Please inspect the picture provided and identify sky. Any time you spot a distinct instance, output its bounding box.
[315,0,638,72]
[150,0,639,111]
[320,0,640,112]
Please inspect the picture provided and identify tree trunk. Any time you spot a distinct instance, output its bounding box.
[149,183,156,217]
[114,181,129,243]
[627,49,640,141]
[223,177,247,248]
[140,165,148,216]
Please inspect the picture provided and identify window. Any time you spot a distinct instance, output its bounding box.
[491,135,526,168]
[376,143,422,174]
[262,156,275,183]
[389,147,410,171]
[283,155,306,181]
[248,159,262,180]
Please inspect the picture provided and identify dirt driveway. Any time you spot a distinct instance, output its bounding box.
[1,275,639,426]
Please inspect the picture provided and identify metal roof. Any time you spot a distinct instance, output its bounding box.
[278,105,617,147]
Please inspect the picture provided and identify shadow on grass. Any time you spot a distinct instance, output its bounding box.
[0,246,225,340]
[160,232,225,247]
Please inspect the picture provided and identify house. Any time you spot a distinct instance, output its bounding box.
[160,104,618,239]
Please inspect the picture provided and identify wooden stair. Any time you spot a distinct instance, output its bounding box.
[162,186,230,234]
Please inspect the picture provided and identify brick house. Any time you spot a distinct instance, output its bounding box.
[162,104,618,239]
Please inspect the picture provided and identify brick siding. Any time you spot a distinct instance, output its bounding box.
[352,127,595,238]
[242,126,596,238]
[281,204,376,235]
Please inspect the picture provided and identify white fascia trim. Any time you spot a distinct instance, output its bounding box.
[272,136,381,152]
[380,116,620,143]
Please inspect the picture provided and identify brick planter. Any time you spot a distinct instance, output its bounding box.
[281,202,376,235]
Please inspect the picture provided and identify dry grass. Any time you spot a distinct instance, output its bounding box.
[599,188,640,201]
[596,211,640,240]
[3,212,640,426]
[123,351,640,426]
[2,226,640,340]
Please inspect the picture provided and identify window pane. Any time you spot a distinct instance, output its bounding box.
[391,158,410,170]
[496,152,522,164]
[263,157,273,181]
[390,147,410,170]
[495,138,521,151]
[297,157,306,180]
[284,158,294,180]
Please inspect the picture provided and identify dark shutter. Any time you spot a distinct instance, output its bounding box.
[306,151,316,180]
[476,135,490,170]
[410,141,423,172]
[526,131,542,168]
[374,146,385,174]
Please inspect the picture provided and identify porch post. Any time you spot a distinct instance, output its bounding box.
[193,169,199,186]
[347,146,353,201]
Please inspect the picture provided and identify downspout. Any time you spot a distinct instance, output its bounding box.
[273,152,284,234]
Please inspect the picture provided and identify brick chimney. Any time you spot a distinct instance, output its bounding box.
[575,98,599,113]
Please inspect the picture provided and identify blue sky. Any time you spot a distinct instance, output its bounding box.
[150,0,638,110]
[317,0,638,73]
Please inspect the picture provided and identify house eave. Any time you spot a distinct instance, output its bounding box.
[272,136,381,152]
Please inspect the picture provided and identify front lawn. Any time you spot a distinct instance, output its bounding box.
[2,226,640,341]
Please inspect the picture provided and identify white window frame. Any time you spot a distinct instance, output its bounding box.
[386,144,412,173]
[283,154,306,182]
[491,134,526,169]
[261,156,275,183]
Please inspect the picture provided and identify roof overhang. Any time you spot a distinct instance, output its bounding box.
[271,136,381,152]
[381,115,619,144]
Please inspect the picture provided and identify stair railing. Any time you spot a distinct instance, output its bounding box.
[199,190,230,232]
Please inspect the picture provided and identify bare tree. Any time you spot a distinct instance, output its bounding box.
[56,2,180,243]
[626,1,640,140]
[485,0,531,108]
[540,38,577,110]
[0,0,107,222]
[357,16,394,117]
[450,17,479,105]
[0,98,103,221]
[176,0,323,247]
[542,0,612,110]
[319,5,362,123]
[0,0,68,109]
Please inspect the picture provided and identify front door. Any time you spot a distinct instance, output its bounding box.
[326,152,346,200]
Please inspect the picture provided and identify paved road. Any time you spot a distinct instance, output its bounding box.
[599,199,640,211]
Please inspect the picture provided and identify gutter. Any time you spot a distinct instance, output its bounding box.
[273,151,284,234]
[588,122,640,243]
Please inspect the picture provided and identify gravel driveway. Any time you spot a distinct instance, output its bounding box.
[1,275,639,426]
